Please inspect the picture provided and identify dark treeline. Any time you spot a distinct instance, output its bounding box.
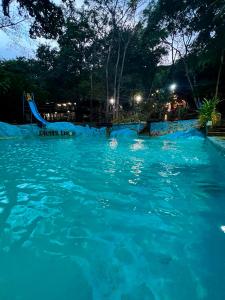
[0,0,225,123]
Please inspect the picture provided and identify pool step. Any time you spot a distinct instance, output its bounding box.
[209,127,225,131]
[207,124,225,137]
[208,132,225,137]
[208,131,225,136]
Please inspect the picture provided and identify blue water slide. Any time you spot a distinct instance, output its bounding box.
[28,98,49,126]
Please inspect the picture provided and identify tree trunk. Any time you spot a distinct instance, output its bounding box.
[147,83,154,102]
[182,58,198,108]
[106,43,112,117]
[114,35,121,120]
[147,68,157,101]
[215,48,224,99]
[116,28,136,119]
[90,70,93,122]
[116,39,130,119]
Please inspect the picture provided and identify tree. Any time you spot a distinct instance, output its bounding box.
[0,58,38,122]
[1,0,70,38]
[145,0,225,106]
[85,0,149,119]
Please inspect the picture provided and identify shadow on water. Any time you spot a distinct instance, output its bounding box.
[0,181,42,251]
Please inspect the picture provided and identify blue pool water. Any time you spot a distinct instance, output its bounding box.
[0,135,225,300]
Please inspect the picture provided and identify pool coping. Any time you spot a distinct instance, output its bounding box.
[207,136,225,156]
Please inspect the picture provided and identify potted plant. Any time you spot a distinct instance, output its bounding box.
[198,97,220,127]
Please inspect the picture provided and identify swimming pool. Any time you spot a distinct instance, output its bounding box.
[0,135,225,300]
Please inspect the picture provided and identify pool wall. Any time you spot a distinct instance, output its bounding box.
[150,119,199,136]
[112,122,146,133]
[0,119,199,139]
[0,122,107,139]
[0,122,39,138]
[208,137,225,157]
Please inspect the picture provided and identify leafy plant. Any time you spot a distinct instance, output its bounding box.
[198,97,220,127]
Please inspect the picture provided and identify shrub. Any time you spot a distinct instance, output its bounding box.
[198,97,220,127]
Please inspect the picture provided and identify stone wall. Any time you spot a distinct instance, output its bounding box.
[112,122,146,133]
[150,119,199,136]
[0,122,106,139]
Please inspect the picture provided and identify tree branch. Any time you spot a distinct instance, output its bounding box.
[0,18,27,30]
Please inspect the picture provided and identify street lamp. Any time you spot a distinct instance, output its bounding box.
[109,98,115,105]
[170,83,177,92]
[134,94,142,104]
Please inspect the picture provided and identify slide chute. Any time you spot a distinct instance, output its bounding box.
[25,93,49,126]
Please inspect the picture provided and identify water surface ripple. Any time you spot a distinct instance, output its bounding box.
[0,136,225,300]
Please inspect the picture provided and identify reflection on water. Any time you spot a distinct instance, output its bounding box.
[109,138,118,150]
[130,139,145,151]
[0,137,225,299]
[220,226,225,233]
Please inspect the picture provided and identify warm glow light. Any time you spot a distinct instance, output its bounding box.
[134,94,142,104]
[109,98,115,105]
[165,102,172,112]
[63,103,67,107]
[57,104,62,107]
[68,102,72,105]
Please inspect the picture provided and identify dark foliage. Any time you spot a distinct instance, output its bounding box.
[2,0,65,38]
